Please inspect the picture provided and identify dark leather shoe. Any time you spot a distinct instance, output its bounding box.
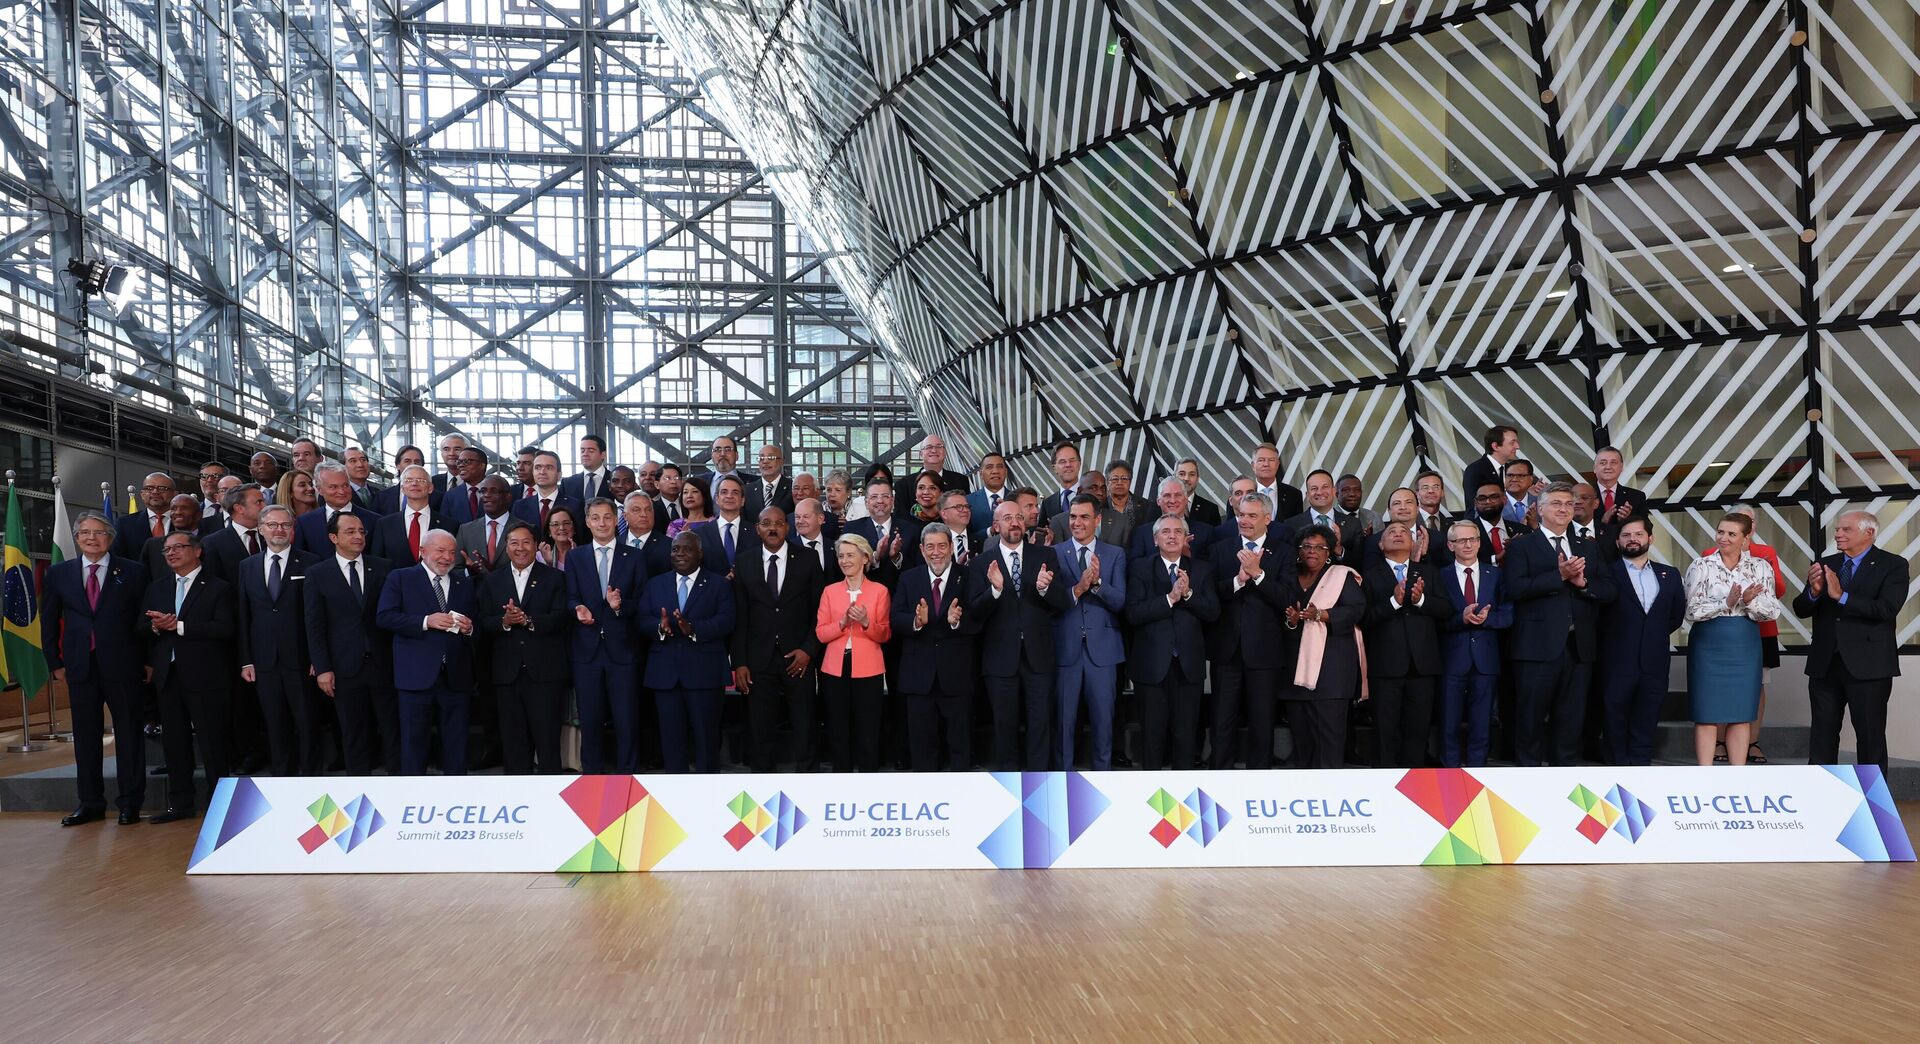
[118,810,143,825]
[148,807,195,825]
[60,808,105,827]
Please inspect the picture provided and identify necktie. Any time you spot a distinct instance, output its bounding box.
[246,529,261,556]
[432,571,447,611]
[1080,546,1090,569]
[989,492,1000,511]
[723,522,736,564]
[348,559,363,602]
[767,552,779,598]
[678,574,691,611]
[584,473,596,502]
[629,535,642,550]
[150,513,163,538]
[1393,562,1406,586]
[1315,513,1329,528]
[931,574,943,612]
[1490,524,1503,554]
[807,539,820,567]
[1168,561,1178,587]
[1552,536,1567,562]
[766,481,777,505]
[1010,552,1021,592]
[408,511,423,560]
[540,497,551,529]
[86,562,101,609]
[467,486,479,517]
[268,553,283,601]
[597,546,611,596]
[1603,489,1615,515]
[1245,539,1257,552]
[616,515,628,540]
[1463,567,1476,605]
[1839,556,1855,590]
[487,519,499,560]
[175,574,189,614]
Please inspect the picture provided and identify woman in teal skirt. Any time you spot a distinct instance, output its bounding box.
[1682,514,1783,765]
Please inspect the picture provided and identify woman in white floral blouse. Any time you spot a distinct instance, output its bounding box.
[1682,514,1783,765]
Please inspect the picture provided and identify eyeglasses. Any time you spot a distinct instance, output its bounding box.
[142,484,174,492]
[259,521,293,531]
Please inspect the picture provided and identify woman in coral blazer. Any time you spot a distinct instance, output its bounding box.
[816,533,892,772]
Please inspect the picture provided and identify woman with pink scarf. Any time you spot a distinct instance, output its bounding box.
[1280,524,1367,769]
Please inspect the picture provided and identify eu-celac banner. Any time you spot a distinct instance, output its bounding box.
[185,766,1914,875]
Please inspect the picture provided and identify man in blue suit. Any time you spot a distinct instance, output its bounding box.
[891,521,979,771]
[1600,517,1685,765]
[642,531,737,773]
[374,529,479,774]
[511,449,582,541]
[1053,496,1127,770]
[236,504,321,776]
[1437,521,1513,767]
[1503,482,1617,766]
[42,512,148,826]
[693,472,756,577]
[440,446,491,529]
[295,462,383,557]
[565,497,647,773]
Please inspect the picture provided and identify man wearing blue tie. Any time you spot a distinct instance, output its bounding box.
[565,498,646,773]
[694,473,750,575]
[1044,441,1081,526]
[374,530,479,774]
[643,531,737,773]
[1053,495,1127,770]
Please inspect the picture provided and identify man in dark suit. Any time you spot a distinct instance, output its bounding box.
[1362,522,1453,767]
[642,531,737,773]
[1462,424,1522,515]
[1206,491,1291,770]
[113,472,176,560]
[1470,481,1529,565]
[1249,443,1305,522]
[1040,441,1084,525]
[42,513,148,826]
[1413,470,1452,536]
[372,465,456,568]
[938,490,986,566]
[1591,446,1649,543]
[373,445,435,514]
[693,473,756,576]
[1359,488,1446,571]
[732,506,826,772]
[565,497,647,773]
[890,521,977,771]
[790,497,835,575]
[374,529,479,775]
[965,452,1012,532]
[305,512,398,776]
[141,494,218,579]
[559,434,614,506]
[895,434,971,506]
[201,483,266,586]
[293,461,382,556]
[1437,521,1512,767]
[688,434,742,490]
[1284,470,1365,564]
[430,433,466,498]
[1172,458,1222,529]
[479,522,570,774]
[455,475,516,576]
[236,504,320,776]
[1503,482,1617,766]
[969,501,1071,770]
[1600,517,1685,766]
[511,449,581,541]
[1127,515,1220,770]
[1793,509,1909,773]
[1053,497,1128,770]
[844,478,919,588]
[743,443,796,519]
[1045,471,1133,548]
[440,446,491,529]
[344,446,380,510]
[622,491,672,576]
[196,462,229,526]
[249,451,282,504]
[1128,477,1210,561]
[142,532,237,823]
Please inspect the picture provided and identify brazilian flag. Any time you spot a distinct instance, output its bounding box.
[1,483,48,701]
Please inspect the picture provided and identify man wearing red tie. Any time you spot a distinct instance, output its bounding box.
[511,449,581,541]
[457,476,517,576]
[371,465,455,568]
[1591,446,1649,543]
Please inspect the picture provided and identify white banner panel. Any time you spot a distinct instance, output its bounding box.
[186,766,1913,875]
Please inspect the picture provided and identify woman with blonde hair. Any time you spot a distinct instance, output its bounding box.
[815,533,893,771]
[277,468,318,516]
[1683,512,1783,766]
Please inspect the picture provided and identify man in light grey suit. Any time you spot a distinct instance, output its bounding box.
[1053,495,1128,770]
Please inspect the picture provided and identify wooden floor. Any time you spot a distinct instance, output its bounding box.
[6,812,1917,1042]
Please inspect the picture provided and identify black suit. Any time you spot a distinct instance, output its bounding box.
[1593,483,1649,544]
[1189,494,1223,529]
[1473,515,1530,564]
[199,525,261,588]
[1461,455,1503,513]
[1504,528,1617,766]
[237,549,321,776]
[370,505,456,568]
[890,564,979,771]
[1205,536,1291,769]
[112,510,167,561]
[1361,558,1452,767]
[138,528,204,582]
[374,482,442,516]
[731,544,827,772]
[41,555,147,815]
[1126,554,1220,769]
[969,542,1071,770]
[844,515,920,590]
[743,474,796,518]
[1793,546,1909,772]
[144,570,236,811]
[1255,483,1305,521]
[479,563,571,774]
[304,554,398,775]
[1283,509,1365,565]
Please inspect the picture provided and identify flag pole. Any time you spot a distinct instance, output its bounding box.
[4,471,45,754]
[31,476,72,742]
[97,483,114,740]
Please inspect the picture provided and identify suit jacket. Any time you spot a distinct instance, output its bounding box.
[374,564,479,691]
[965,487,1015,529]
[816,580,892,677]
[113,510,168,561]
[1125,554,1220,685]
[1504,528,1617,663]
[40,555,145,685]
[1462,455,1502,513]
[559,469,614,506]
[843,514,921,588]
[896,470,970,508]
[640,568,736,690]
[456,514,517,574]
[441,482,484,528]
[564,542,647,664]
[1053,539,1127,668]
[1048,507,1134,550]
[198,525,258,587]
[692,516,756,576]
[1473,515,1531,564]
[968,541,1072,676]
[374,482,442,515]
[479,563,571,684]
[743,474,796,519]
[236,549,316,671]
[1601,558,1685,676]
[789,533,835,576]
[1438,561,1512,676]
[1361,557,1452,678]
[1792,546,1908,681]
[1593,483,1650,543]
[1040,486,1081,525]
[1127,512,1212,562]
[304,554,393,683]
[350,483,379,512]
[889,563,980,694]
[623,530,672,577]
[143,570,236,691]
[295,505,383,557]
[730,542,827,676]
[1566,521,1612,560]
[1189,494,1223,529]
[1255,483,1305,521]
[1283,509,1365,566]
[1205,535,1292,669]
[370,505,457,568]
[510,491,583,536]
